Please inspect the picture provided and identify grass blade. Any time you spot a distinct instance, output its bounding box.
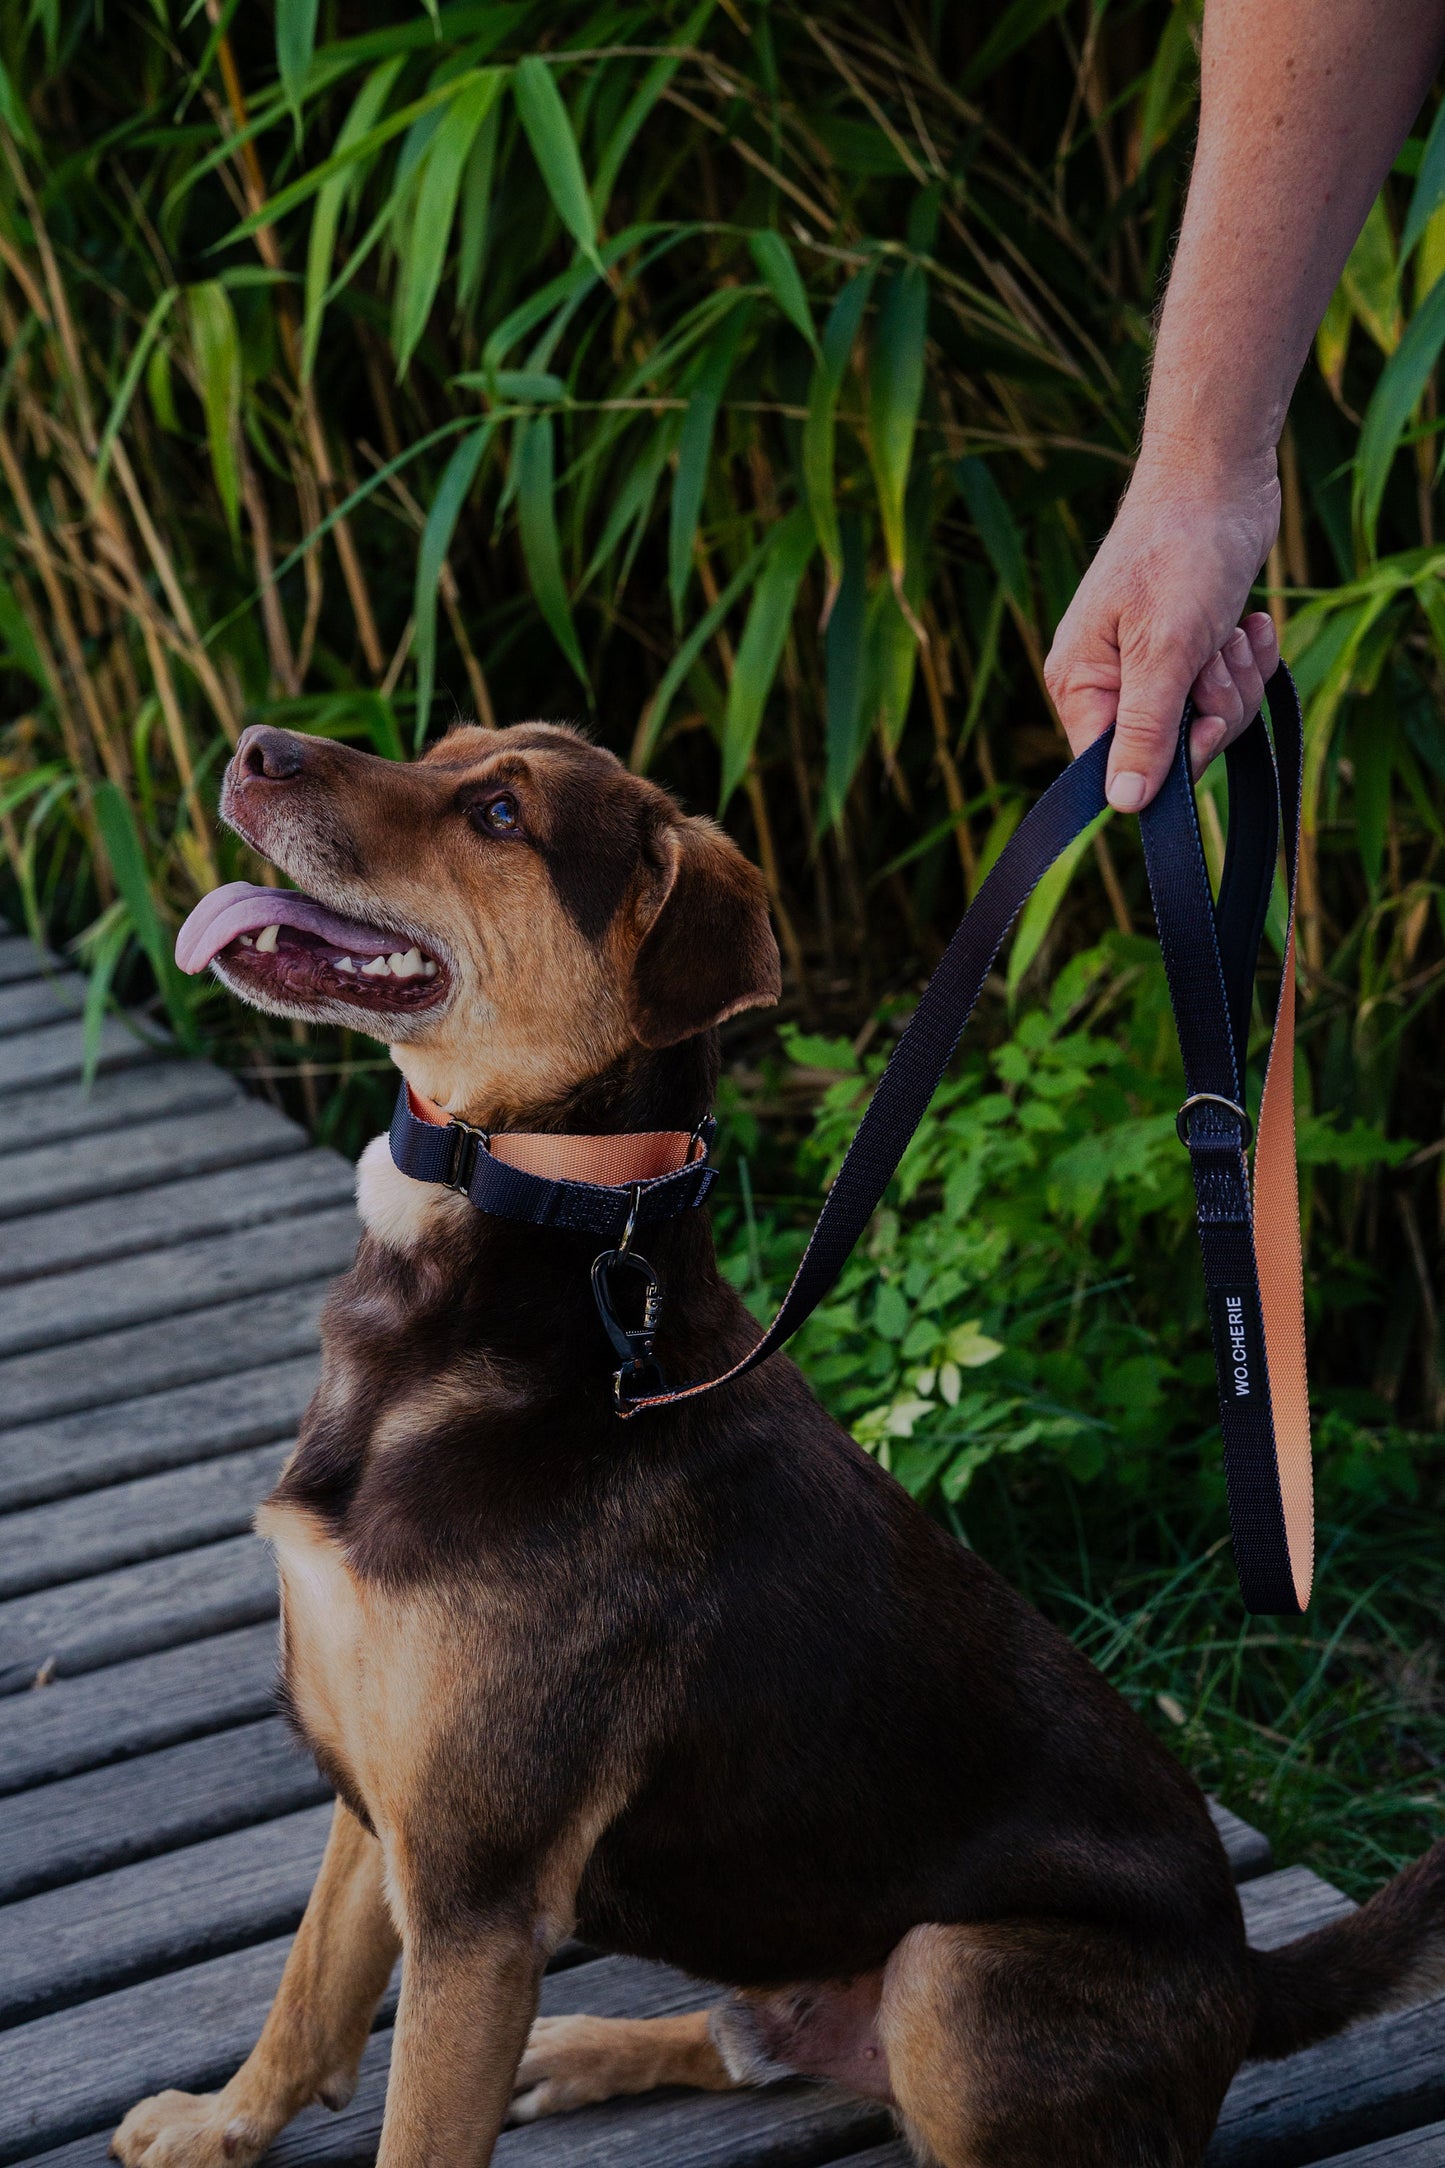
[92,782,200,1052]
[276,0,320,138]
[748,229,818,354]
[1355,270,1445,557]
[1403,95,1445,263]
[514,413,588,688]
[187,281,243,542]
[803,266,875,614]
[867,262,928,607]
[720,506,815,808]
[301,56,404,381]
[395,68,507,375]
[1006,811,1107,1000]
[955,456,1030,612]
[822,512,869,828]
[414,421,493,745]
[668,298,752,621]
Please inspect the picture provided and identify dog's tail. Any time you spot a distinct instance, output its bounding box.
[1247,1836,1445,2060]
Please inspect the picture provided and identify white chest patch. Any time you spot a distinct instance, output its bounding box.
[355,1133,471,1252]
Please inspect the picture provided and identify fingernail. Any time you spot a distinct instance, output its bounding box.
[1226,628,1249,660]
[1192,716,1227,766]
[1108,771,1147,812]
[1205,655,1231,690]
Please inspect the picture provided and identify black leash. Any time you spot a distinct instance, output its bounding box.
[391,665,1312,1615]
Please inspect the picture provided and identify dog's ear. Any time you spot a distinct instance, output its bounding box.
[629,815,781,1049]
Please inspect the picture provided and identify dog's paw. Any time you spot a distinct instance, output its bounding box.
[507,2015,639,2123]
[110,2091,268,2166]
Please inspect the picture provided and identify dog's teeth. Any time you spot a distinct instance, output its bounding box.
[334,955,356,973]
[387,952,408,974]
[238,934,255,948]
[422,959,438,978]
[254,924,280,954]
[389,947,425,979]
[362,956,391,977]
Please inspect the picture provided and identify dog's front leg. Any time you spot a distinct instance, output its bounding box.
[376,1915,546,2167]
[112,1801,397,2166]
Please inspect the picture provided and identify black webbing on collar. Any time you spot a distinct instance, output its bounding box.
[613,667,1311,1615]
[388,1087,716,1243]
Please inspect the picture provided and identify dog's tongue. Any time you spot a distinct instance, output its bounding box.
[175,882,397,974]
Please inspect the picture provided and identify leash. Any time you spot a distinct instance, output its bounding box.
[391,665,1311,1615]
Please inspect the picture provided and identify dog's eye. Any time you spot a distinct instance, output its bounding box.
[472,793,521,836]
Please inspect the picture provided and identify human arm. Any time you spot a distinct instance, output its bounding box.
[1044,0,1445,810]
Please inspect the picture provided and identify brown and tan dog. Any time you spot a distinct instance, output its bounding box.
[114,720,1445,2168]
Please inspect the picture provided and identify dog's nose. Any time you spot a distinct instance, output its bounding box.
[236,726,307,782]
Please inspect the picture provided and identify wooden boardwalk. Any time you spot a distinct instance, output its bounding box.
[1,920,1443,2167]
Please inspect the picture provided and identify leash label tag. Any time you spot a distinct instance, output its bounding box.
[1208,1288,1262,1402]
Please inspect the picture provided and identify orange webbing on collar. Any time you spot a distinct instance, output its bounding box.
[404,1084,702,1186]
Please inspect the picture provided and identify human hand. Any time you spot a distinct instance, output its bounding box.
[1043,454,1282,810]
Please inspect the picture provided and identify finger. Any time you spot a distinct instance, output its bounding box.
[1189,650,1245,732]
[1220,623,1265,731]
[1242,609,1279,681]
[1105,647,1196,812]
[1189,714,1229,780]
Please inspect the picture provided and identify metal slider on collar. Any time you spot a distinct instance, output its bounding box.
[444,1116,490,1194]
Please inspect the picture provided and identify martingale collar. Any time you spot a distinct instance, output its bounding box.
[387,1080,716,1244]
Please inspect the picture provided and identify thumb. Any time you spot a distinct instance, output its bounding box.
[1105,646,1194,812]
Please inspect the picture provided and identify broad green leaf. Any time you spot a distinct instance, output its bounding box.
[1355,269,1445,557]
[719,508,815,807]
[591,0,714,220]
[396,68,506,374]
[1417,200,1445,312]
[513,414,587,687]
[413,422,493,745]
[802,267,874,610]
[1007,811,1107,999]
[512,55,602,275]
[668,299,752,621]
[81,907,131,1090]
[748,230,818,353]
[0,581,49,689]
[301,56,404,382]
[277,0,320,137]
[961,0,1071,91]
[631,533,768,772]
[954,457,1029,612]
[1136,6,1195,168]
[1315,278,1352,398]
[187,281,243,541]
[867,263,928,596]
[1341,195,1401,357]
[1402,94,1445,262]
[822,514,869,829]
[457,93,501,315]
[92,782,200,1051]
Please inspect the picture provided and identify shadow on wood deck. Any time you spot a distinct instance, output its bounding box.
[0,922,1442,2167]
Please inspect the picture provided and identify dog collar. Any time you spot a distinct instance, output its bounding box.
[387,1081,716,1244]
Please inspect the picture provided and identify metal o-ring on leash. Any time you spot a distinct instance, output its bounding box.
[1175,1092,1253,1150]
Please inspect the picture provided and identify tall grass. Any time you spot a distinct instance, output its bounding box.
[0,2,1441,1882]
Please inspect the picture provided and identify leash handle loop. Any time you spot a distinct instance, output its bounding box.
[620,667,1312,1617]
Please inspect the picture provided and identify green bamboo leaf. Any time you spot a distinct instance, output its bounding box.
[802,267,875,611]
[1355,270,1445,557]
[864,580,919,754]
[1403,96,1445,262]
[954,457,1030,611]
[457,92,501,315]
[0,581,49,690]
[512,55,602,275]
[514,414,588,687]
[81,907,132,1091]
[719,507,815,807]
[668,299,752,621]
[961,0,1071,91]
[631,533,769,772]
[748,230,818,354]
[396,68,506,375]
[187,281,243,542]
[1006,811,1107,1000]
[92,782,201,1052]
[867,262,928,595]
[413,422,493,745]
[1136,6,1195,169]
[301,56,404,382]
[1341,196,1401,357]
[591,0,714,220]
[277,0,320,137]
[93,288,179,501]
[821,513,869,828]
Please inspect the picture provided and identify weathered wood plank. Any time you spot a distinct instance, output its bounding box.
[0,973,84,1037]
[1209,1801,1271,1882]
[0,1441,290,1599]
[0,1015,159,1094]
[0,1153,355,1290]
[0,934,59,985]
[0,1531,278,1696]
[0,1205,357,1358]
[0,1716,327,1903]
[0,1354,317,1510]
[1207,1994,1445,2165]
[0,1284,327,1428]
[0,1095,310,1222]
[0,1803,334,2026]
[1237,1864,1354,1950]
[0,1620,280,1794]
[0,1060,239,1160]
[1308,2125,1445,2167]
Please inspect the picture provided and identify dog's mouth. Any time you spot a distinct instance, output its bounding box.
[175,881,450,1015]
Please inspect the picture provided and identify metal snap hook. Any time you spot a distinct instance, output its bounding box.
[615,1182,644,1260]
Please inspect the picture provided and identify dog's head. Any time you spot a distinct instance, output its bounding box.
[178,722,780,1120]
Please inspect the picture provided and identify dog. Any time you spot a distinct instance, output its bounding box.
[113,719,1445,2168]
